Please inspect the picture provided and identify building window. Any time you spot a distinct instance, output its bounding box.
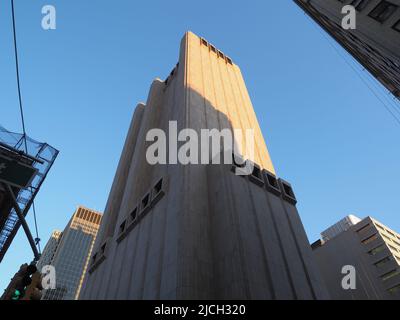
[388,284,400,295]
[374,256,392,267]
[368,244,386,255]
[356,224,370,233]
[381,269,400,281]
[362,233,378,244]
[351,0,371,11]
[368,1,398,23]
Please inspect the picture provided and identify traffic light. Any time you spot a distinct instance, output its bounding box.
[21,271,43,300]
[1,263,37,300]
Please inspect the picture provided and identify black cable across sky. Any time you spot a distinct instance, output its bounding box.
[10,0,41,255]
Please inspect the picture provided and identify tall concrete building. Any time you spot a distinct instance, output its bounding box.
[295,0,400,98]
[80,32,329,300]
[39,206,102,300]
[312,215,400,299]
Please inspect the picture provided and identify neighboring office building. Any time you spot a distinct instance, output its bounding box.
[36,230,62,271]
[38,206,102,300]
[294,0,400,98]
[80,31,329,300]
[312,215,400,299]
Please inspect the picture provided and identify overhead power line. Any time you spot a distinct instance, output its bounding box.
[10,0,28,151]
[10,0,41,255]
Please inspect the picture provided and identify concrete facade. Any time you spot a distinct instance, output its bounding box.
[79,32,329,300]
[295,0,400,98]
[313,216,400,299]
[41,206,102,300]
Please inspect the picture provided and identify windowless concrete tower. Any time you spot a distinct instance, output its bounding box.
[79,32,329,300]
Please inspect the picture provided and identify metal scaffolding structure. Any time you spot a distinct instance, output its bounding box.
[0,125,58,263]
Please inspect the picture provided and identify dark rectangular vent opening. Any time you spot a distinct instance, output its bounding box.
[249,164,264,187]
[142,194,150,208]
[267,174,279,189]
[130,207,137,222]
[119,221,126,235]
[283,184,295,199]
[252,166,262,180]
[279,179,297,205]
[368,1,398,23]
[263,170,281,196]
[154,179,163,194]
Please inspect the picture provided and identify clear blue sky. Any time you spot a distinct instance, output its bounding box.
[1,0,399,290]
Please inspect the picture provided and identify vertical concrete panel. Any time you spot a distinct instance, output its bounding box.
[266,193,313,299]
[207,39,231,132]
[176,32,214,299]
[207,163,248,299]
[114,224,140,299]
[97,80,165,299]
[95,104,145,248]
[246,182,294,299]
[233,65,275,173]
[158,34,189,299]
[142,84,175,300]
[225,64,266,170]
[199,39,219,131]
[283,202,330,299]
[81,104,144,300]
[228,174,272,299]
